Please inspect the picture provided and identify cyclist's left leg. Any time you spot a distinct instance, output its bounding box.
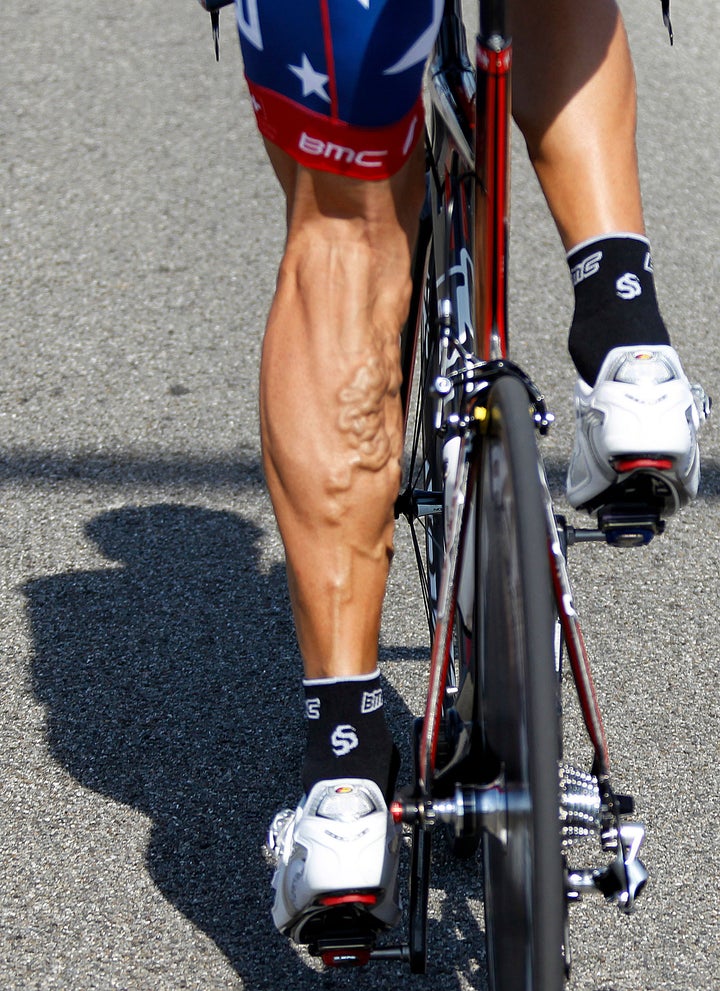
[237,0,440,945]
[260,145,424,686]
[260,133,425,950]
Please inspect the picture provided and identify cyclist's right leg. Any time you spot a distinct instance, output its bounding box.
[510,0,643,249]
[510,0,701,513]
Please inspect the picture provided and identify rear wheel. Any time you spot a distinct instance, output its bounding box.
[470,374,565,991]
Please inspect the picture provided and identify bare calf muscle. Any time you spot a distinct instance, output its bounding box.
[259,149,424,678]
[337,348,402,478]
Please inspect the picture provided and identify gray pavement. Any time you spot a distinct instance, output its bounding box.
[1,3,718,989]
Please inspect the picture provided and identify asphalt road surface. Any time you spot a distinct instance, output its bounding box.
[1,4,719,990]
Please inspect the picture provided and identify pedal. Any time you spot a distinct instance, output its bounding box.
[307,905,381,968]
[596,503,665,547]
[314,935,375,968]
[295,891,385,962]
[608,457,684,516]
[582,459,684,540]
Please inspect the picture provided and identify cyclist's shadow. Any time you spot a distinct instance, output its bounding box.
[26,503,311,986]
[26,501,493,990]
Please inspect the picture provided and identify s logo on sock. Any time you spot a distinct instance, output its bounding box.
[616,273,642,300]
[331,725,359,757]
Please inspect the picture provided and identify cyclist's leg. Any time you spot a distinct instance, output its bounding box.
[240,0,437,687]
[260,143,425,683]
[510,0,643,249]
[243,0,438,943]
[259,126,426,953]
[239,0,435,800]
[510,0,701,510]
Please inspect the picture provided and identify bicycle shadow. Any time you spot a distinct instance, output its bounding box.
[26,502,493,990]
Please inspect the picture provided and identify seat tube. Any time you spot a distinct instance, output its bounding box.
[474,0,511,360]
[478,0,507,38]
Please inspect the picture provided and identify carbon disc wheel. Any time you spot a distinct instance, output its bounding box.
[471,374,565,991]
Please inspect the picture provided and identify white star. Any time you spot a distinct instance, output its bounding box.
[288,54,331,103]
[384,0,443,75]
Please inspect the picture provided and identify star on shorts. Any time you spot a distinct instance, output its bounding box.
[288,53,331,103]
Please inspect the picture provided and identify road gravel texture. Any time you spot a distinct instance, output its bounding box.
[1,3,718,990]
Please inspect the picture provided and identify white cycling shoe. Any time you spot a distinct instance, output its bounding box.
[267,778,402,958]
[567,345,706,515]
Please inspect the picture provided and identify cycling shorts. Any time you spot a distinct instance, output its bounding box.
[235,0,443,180]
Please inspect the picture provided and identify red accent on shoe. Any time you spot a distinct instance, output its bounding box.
[613,457,674,473]
[321,949,371,968]
[319,893,378,907]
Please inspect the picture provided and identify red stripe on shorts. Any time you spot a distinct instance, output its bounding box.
[246,79,424,180]
[319,0,340,119]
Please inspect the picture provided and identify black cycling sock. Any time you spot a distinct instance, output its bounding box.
[301,671,399,802]
[567,234,671,386]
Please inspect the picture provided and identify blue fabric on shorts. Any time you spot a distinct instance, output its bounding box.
[235,0,442,177]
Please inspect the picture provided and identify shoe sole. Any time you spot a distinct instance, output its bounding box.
[576,457,691,518]
[281,889,391,967]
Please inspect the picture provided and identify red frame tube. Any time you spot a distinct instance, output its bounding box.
[474,41,512,360]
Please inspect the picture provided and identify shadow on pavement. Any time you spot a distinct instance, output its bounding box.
[25,502,490,989]
[0,450,265,490]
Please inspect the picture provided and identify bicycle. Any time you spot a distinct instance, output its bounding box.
[202,0,691,985]
[313,0,679,984]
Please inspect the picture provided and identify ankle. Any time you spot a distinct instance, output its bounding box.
[301,671,399,801]
[567,234,670,385]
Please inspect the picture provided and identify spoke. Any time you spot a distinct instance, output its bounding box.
[407,367,425,484]
[408,518,433,641]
